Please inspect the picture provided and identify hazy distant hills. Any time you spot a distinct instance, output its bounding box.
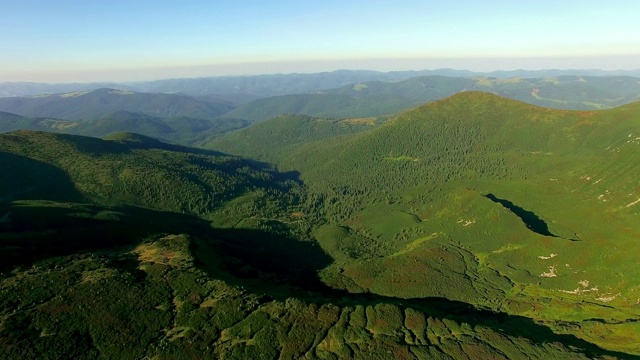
[227,75,640,121]
[2,68,639,98]
[0,88,233,120]
[3,74,640,146]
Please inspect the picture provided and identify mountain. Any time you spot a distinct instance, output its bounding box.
[3,69,639,98]
[224,75,640,122]
[0,88,234,120]
[327,75,640,110]
[209,92,640,355]
[206,114,381,163]
[4,93,640,357]
[223,93,417,122]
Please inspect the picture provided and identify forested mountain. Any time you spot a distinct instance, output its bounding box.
[0,130,296,214]
[3,92,640,358]
[209,92,640,355]
[0,88,234,120]
[206,114,381,163]
[223,93,416,122]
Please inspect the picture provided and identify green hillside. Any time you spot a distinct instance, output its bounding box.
[0,88,234,120]
[3,130,627,358]
[209,92,640,355]
[223,93,417,122]
[4,93,640,357]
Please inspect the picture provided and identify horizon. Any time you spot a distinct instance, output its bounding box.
[2,1,639,83]
[3,62,640,85]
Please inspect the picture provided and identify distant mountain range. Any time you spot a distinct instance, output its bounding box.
[0,88,233,120]
[2,68,639,98]
[225,75,640,121]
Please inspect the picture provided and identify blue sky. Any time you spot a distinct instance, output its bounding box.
[1,0,639,82]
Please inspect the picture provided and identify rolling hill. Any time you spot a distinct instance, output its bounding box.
[0,130,295,214]
[3,69,639,98]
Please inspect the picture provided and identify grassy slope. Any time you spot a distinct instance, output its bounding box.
[210,92,640,354]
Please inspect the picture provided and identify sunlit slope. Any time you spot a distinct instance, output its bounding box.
[211,92,640,353]
[208,114,380,163]
[2,220,623,359]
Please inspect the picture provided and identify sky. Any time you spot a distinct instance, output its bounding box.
[1,0,639,83]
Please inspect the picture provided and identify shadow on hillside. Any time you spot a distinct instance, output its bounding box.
[192,227,637,359]
[2,200,634,358]
[0,202,208,273]
[485,193,562,238]
[0,152,85,203]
